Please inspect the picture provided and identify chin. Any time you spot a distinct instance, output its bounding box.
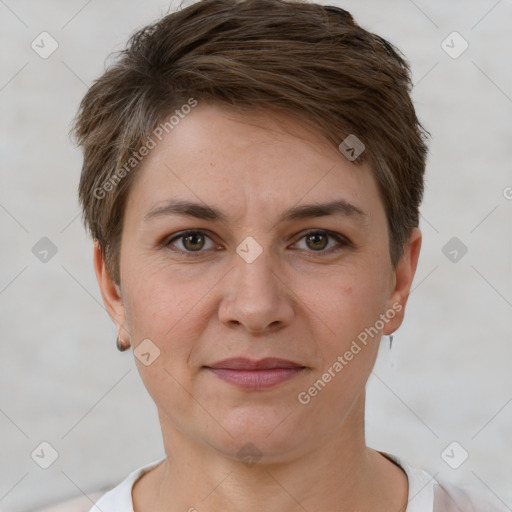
[208,409,312,464]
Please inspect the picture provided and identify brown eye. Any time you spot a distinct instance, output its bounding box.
[305,232,329,251]
[293,230,349,254]
[166,230,216,255]
[182,232,205,251]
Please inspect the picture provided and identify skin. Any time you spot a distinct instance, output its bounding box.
[95,103,422,512]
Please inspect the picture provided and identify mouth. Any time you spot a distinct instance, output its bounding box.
[204,358,307,390]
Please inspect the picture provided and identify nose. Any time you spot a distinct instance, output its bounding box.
[217,246,295,335]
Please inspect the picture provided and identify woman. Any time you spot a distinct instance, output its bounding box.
[72,0,505,510]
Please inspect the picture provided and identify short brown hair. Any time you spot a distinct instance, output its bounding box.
[72,0,428,285]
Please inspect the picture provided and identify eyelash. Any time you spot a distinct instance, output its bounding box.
[164,229,351,257]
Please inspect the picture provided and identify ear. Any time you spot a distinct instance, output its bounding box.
[93,240,130,342]
[383,228,422,335]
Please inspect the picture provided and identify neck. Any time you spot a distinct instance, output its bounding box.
[133,393,408,512]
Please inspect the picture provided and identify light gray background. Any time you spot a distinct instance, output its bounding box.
[1,0,511,511]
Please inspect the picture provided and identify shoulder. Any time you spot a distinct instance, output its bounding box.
[379,451,508,512]
[432,479,509,512]
[87,458,166,512]
[29,492,106,512]
[28,459,164,512]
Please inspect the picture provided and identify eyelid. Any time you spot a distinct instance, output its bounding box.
[165,229,219,255]
[291,229,352,252]
[165,228,351,256]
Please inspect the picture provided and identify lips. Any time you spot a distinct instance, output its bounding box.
[205,358,307,390]
[207,357,304,370]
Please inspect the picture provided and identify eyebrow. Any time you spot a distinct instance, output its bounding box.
[144,198,367,224]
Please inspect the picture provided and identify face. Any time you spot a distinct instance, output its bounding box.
[96,103,421,463]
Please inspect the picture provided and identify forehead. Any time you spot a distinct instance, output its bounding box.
[125,103,384,225]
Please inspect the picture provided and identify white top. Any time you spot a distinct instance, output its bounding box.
[88,452,506,512]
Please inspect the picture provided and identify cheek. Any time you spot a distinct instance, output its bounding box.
[121,265,201,419]
[308,264,390,340]
[121,260,214,366]
[302,266,390,394]
[295,275,387,416]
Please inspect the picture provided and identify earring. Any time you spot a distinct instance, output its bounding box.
[389,334,394,350]
[116,336,129,352]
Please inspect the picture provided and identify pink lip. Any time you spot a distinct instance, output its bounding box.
[205,358,306,390]
[208,357,303,370]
